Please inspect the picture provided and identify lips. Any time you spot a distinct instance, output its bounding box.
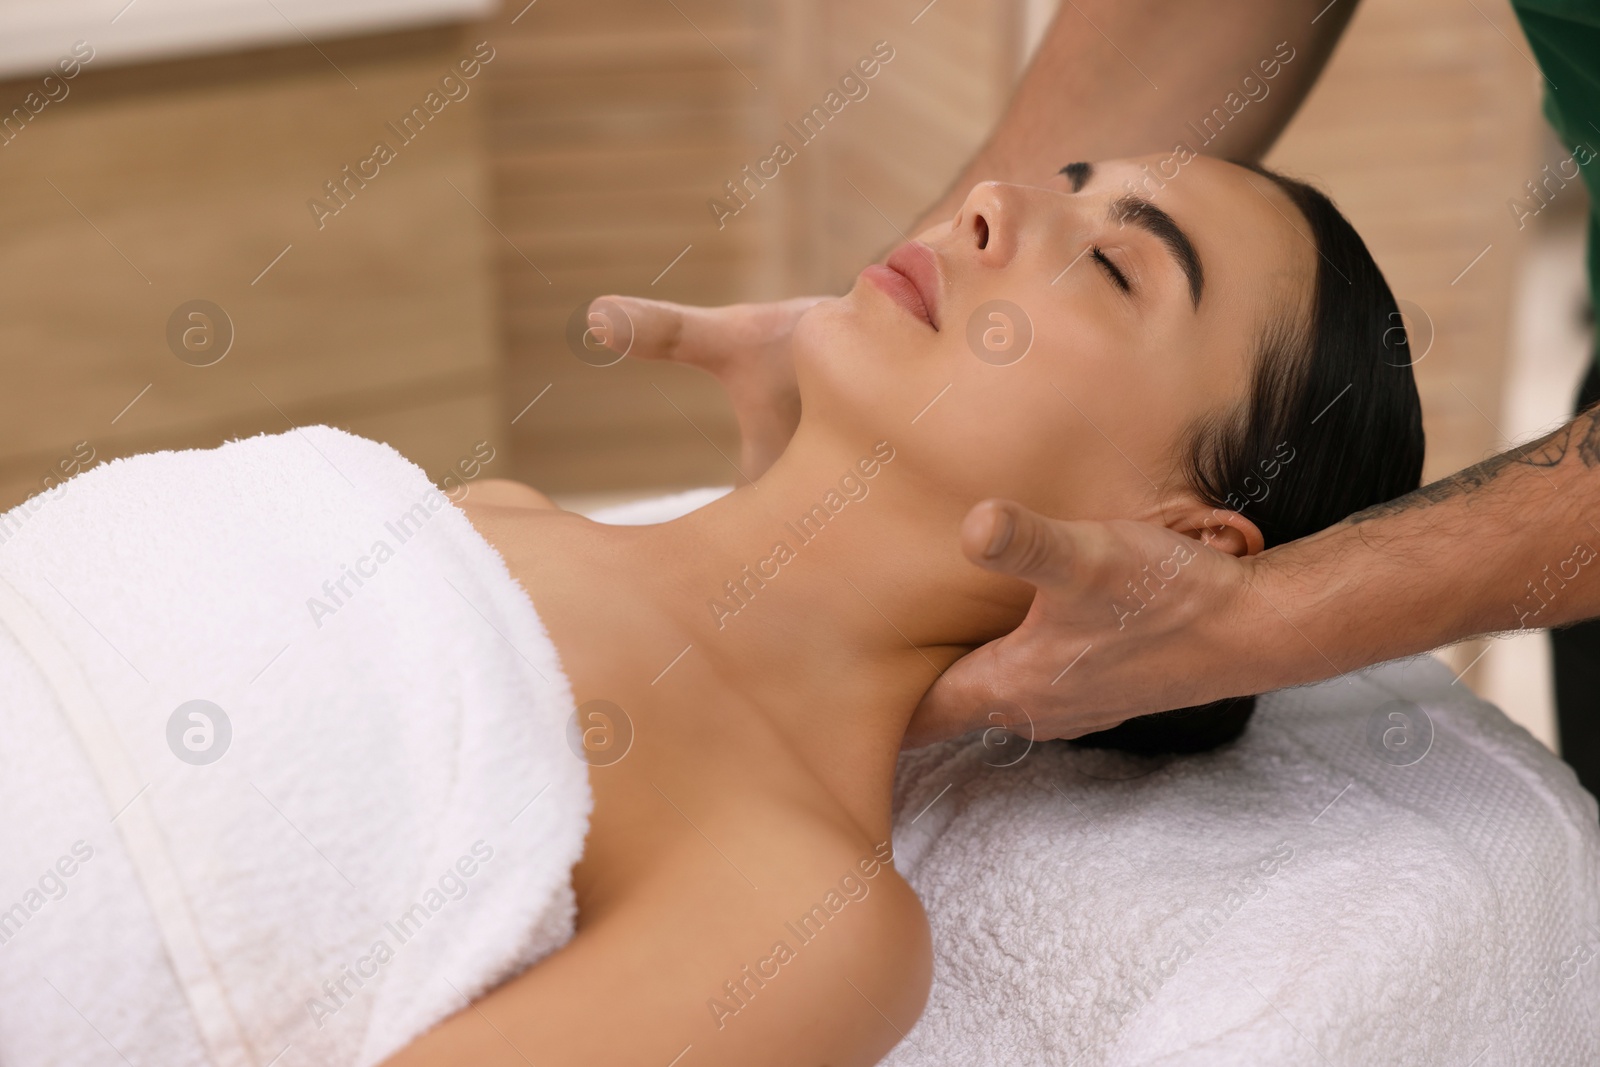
[862,242,941,330]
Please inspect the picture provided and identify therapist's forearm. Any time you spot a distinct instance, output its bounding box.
[910,0,1358,234]
[1243,408,1600,687]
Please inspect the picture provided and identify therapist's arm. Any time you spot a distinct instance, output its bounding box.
[904,408,1600,745]
[600,0,1359,478]
[907,0,1353,232]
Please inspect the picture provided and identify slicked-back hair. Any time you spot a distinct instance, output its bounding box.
[1073,163,1425,756]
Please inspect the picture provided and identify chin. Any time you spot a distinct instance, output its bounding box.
[794,288,948,430]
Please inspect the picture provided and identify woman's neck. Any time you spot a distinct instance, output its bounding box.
[521,424,1026,838]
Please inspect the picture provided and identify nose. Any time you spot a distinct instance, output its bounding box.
[952,181,1018,267]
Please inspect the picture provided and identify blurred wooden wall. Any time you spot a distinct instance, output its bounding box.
[484,0,773,494]
[0,0,1546,517]
[0,25,502,510]
[484,0,1026,496]
[768,0,1025,293]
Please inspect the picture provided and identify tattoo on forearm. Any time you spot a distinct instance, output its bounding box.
[1346,408,1600,524]
[1581,408,1600,467]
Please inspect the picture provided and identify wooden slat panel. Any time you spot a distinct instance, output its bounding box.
[483,0,782,492]
[0,25,502,509]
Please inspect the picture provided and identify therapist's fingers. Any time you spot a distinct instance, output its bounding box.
[588,294,826,479]
[958,499,1210,608]
[906,626,1124,748]
[586,296,718,371]
[586,295,824,374]
[904,503,1126,747]
[906,637,1037,748]
[906,503,1253,747]
[956,498,1101,589]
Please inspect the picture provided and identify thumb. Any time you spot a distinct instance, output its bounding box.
[586,295,722,371]
[958,498,1080,587]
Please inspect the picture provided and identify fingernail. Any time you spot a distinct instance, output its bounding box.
[984,509,1014,558]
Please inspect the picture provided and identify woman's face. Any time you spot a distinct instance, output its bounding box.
[793,154,1314,527]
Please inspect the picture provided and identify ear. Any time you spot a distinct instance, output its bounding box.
[1164,501,1265,558]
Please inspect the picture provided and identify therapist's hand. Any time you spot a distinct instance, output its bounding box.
[588,295,827,480]
[906,499,1286,747]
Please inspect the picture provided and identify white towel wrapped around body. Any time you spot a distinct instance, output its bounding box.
[5,453,1597,1066]
[594,488,1600,1067]
[0,427,588,1067]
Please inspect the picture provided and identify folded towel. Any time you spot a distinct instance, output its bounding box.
[591,488,1600,1067]
[0,427,589,1067]
[886,656,1600,1066]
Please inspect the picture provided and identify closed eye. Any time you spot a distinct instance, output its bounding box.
[1091,246,1130,293]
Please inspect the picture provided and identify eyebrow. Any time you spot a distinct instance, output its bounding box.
[1058,161,1205,309]
[1060,161,1091,192]
[1111,195,1204,308]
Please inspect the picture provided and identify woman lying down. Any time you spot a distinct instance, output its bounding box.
[0,155,1422,1066]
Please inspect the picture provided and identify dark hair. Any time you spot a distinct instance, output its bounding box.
[1072,163,1425,756]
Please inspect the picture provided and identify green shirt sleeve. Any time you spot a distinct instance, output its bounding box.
[1510,0,1600,364]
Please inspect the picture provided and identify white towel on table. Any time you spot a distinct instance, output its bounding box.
[591,487,1600,1067]
[885,656,1600,1067]
[0,427,589,1067]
